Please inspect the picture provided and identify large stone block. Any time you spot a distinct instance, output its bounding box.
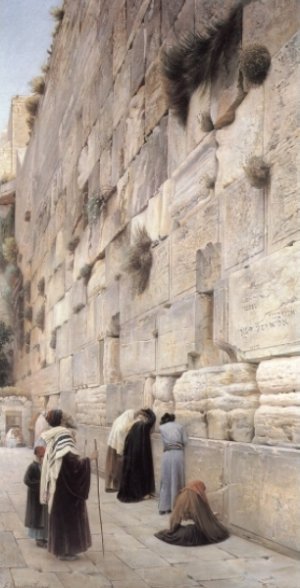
[170,193,218,297]
[87,258,106,299]
[220,177,265,271]
[157,294,203,374]
[59,356,73,392]
[171,134,217,221]
[196,242,221,294]
[69,306,87,351]
[53,292,71,328]
[227,442,300,552]
[173,363,259,441]
[71,278,87,313]
[215,87,264,191]
[103,337,120,384]
[263,35,300,249]
[112,0,126,76]
[243,0,300,56]
[254,357,300,446]
[113,57,130,129]
[75,386,106,426]
[130,25,145,96]
[214,242,300,362]
[120,313,156,377]
[145,58,167,136]
[124,86,145,168]
[47,264,65,309]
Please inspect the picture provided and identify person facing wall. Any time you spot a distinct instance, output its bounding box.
[117,408,156,503]
[155,480,229,546]
[158,412,188,515]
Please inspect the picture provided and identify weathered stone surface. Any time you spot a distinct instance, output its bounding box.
[69,306,88,351]
[59,356,73,392]
[124,87,145,168]
[170,194,218,297]
[130,26,145,96]
[87,259,106,298]
[120,314,156,377]
[76,386,106,426]
[143,376,155,408]
[167,110,187,176]
[153,376,176,402]
[215,87,264,191]
[103,337,120,384]
[228,442,300,552]
[47,265,65,309]
[157,295,202,374]
[243,0,300,56]
[71,278,87,313]
[112,0,126,77]
[173,363,259,441]
[111,118,125,186]
[145,58,167,136]
[113,58,130,130]
[159,180,173,239]
[53,292,71,328]
[196,242,221,294]
[263,34,300,249]
[254,357,300,446]
[171,134,217,221]
[221,177,265,271]
[216,242,300,362]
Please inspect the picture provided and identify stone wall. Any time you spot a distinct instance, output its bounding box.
[10,0,300,553]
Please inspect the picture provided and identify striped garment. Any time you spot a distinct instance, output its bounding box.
[40,426,79,513]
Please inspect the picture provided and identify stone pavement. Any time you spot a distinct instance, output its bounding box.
[0,448,299,588]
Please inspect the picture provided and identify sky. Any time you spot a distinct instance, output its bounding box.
[0,0,55,133]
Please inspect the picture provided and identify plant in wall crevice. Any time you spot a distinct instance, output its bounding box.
[125,226,153,295]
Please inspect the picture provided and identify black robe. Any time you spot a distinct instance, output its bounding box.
[155,523,213,546]
[117,410,156,503]
[48,452,92,557]
[24,461,47,530]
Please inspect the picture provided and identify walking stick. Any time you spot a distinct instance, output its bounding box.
[94,438,105,557]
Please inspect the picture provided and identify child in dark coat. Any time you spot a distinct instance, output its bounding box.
[24,442,48,547]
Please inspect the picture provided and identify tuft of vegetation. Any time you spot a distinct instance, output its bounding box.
[25,94,40,117]
[30,76,45,95]
[201,112,214,132]
[161,5,242,124]
[79,263,92,284]
[50,329,57,349]
[86,193,105,225]
[2,238,18,264]
[37,277,45,296]
[73,303,85,314]
[0,321,13,386]
[244,156,270,188]
[50,6,65,22]
[41,62,50,75]
[125,226,153,294]
[67,236,80,253]
[24,210,31,222]
[240,44,271,85]
[36,305,45,331]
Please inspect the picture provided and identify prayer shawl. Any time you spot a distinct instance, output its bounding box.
[40,427,79,512]
[107,409,136,455]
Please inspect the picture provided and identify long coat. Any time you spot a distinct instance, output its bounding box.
[48,452,92,557]
[24,461,47,529]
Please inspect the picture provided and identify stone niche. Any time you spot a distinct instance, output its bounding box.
[254,356,300,447]
[173,363,259,442]
[0,391,32,446]
[214,242,300,362]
